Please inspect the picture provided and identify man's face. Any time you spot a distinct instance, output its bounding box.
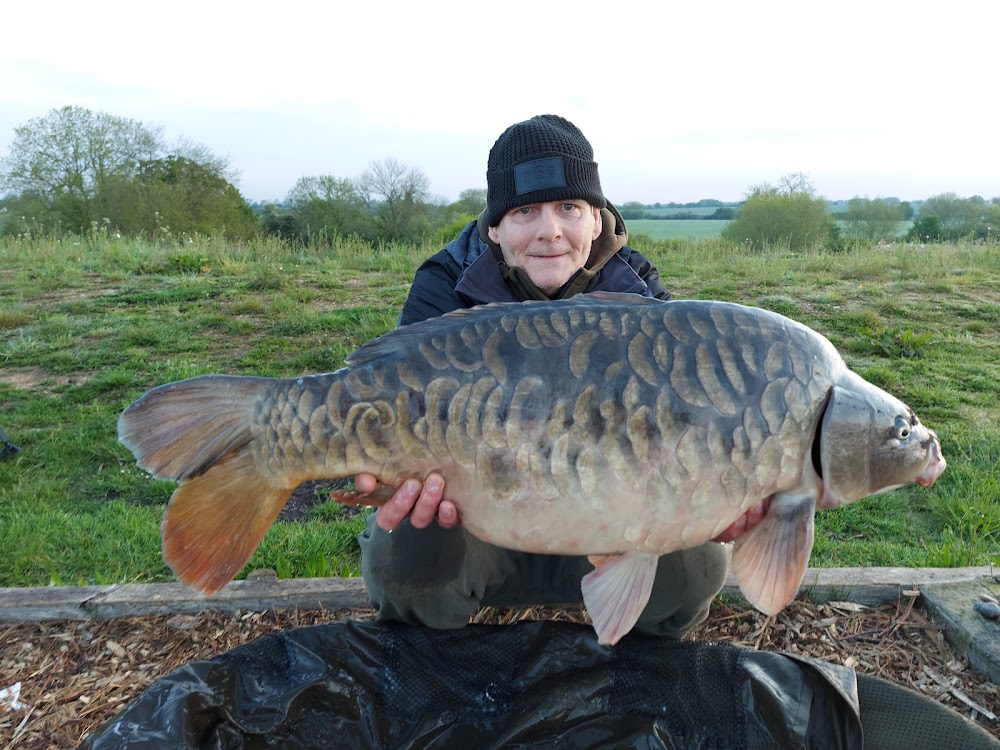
[488,200,602,294]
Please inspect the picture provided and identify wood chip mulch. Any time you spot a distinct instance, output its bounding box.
[1,597,997,748]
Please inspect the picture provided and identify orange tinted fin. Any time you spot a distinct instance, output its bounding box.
[330,486,397,506]
[580,551,659,646]
[161,448,295,594]
[731,490,817,615]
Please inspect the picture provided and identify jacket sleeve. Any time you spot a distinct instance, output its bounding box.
[624,247,673,301]
[398,249,468,327]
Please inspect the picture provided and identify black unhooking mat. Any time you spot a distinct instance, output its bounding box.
[81,619,998,749]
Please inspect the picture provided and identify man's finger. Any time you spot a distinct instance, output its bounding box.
[355,473,378,494]
[376,479,421,531]
[409,474,445,529]
[437,500,459,529]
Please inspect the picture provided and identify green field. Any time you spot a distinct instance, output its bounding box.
[0,233,998,589]
[628,219,729,240]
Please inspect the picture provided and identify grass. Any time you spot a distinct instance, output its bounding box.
[0,232,998,589]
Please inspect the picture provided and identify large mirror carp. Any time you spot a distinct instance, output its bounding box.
[119,293,945,645]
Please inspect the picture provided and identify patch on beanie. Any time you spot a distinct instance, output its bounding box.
[514,157,567,195]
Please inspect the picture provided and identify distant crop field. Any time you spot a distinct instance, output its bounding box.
[627,219,729,240]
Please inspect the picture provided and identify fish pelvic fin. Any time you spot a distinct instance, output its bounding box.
[731,490,817,615]
[162,448,295,593]
[330,486,397,506]
[580,551,659,646]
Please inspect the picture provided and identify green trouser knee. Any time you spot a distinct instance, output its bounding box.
[358,512,730,639]
[857,672,1000,750]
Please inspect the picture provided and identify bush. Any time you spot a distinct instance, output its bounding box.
[907,216,945,243]
[429,214,477,248]
[722,180,834,251]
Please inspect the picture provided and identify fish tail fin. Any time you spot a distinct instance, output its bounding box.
[580,551,659,645]
[732,491,817,615]
[119,375,295,593]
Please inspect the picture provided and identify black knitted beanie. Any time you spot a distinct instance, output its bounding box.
[485,115,606,228]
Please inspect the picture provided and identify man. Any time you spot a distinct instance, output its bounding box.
[356,114,739,639]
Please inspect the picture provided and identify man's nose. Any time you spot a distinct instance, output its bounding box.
[536,206,563,240]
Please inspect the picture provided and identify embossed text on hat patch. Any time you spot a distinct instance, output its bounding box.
[514,157,567,195]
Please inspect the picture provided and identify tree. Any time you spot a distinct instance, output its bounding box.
[354,158,432,243]
[707,207,737,220]
[282,174,373,241]
[721,173,835,250]
[906,216,945,242]
[0,106,161,230]
[0,106,250,238]
[103,156,258,239]
[449,188,487,217]
[918,193,987,240]
[841,197,906,242]
[618,201,648,220]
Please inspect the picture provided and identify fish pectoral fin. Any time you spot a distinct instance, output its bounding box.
[580,551,659,646]
[731,490,817,615]
[162,449,294,594]
[330,486,397,506]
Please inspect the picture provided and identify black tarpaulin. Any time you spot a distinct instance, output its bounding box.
[81,619,997,749]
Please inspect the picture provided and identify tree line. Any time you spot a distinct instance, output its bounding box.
[0,106,484,245]
[2,107,997,250]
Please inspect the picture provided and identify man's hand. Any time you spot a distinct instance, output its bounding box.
[355,472,458,532]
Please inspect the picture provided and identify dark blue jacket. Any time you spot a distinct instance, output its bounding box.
[400,210,670,326]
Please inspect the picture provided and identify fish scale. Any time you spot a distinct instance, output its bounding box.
[119,292,945,645]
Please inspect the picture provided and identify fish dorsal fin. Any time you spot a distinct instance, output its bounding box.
[583,290,665,305]
[345,293,662,367]
[731,490,817,615]
[580,551,660,645]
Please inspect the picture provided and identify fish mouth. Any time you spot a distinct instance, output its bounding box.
[916,435,946,488]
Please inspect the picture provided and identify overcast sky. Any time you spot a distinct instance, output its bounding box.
[1,1,996,206]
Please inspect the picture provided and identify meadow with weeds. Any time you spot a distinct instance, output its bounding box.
[0,232,997,589]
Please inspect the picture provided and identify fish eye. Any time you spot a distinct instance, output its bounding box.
[894,417,911,440]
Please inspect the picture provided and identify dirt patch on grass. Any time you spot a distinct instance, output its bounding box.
[0,368,94,395]
[2,598,997,748]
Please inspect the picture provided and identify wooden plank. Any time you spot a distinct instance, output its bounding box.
[0,567,994,623]
[0,577,369,622]
[921,578,1000,684]
[721,566,997,607]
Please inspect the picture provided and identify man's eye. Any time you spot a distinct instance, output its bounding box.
[518,206,532,214]
[563,203,577,211]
